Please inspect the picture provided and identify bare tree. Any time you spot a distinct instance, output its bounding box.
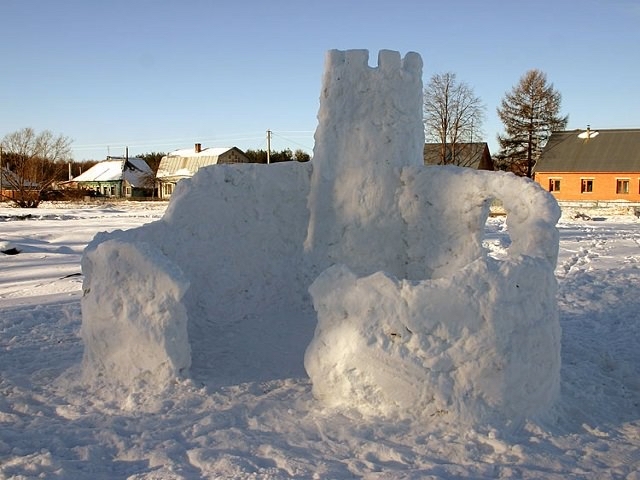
[497,69,568,177]
[1,127,72,207]
[423,72,485,166]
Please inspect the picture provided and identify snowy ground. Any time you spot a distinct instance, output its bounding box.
[1,201,639,479]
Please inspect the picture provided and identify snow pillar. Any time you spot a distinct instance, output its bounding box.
[305,49,424,279]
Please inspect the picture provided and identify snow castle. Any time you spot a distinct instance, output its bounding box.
[80,49,562,424]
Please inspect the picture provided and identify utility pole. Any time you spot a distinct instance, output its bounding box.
[123,146,129,198]
[266,129,271,164]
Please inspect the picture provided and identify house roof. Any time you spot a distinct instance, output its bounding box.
[73,157,152,187]
[423,142,493,170]
[156,146,238,179]
[535,128,640,173]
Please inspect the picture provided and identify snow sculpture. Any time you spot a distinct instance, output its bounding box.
[303,49,561,423]
[79,48,561,424]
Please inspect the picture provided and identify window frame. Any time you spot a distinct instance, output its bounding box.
[616,178,630,195]
[580,178,594,194]
[548,178,561,192]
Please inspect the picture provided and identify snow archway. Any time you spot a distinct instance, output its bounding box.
[80,49,561,424]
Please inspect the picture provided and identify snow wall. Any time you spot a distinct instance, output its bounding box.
[80,49,561,424]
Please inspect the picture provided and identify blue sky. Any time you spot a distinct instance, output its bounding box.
[2,0,638,161]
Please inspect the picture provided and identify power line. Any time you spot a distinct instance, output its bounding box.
[71,130,315,160]
[72,131,313,151]
[72,132,267,150]
[269,131,314,151]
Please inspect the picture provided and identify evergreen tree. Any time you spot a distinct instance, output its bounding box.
[245,148,310,164]
[293,149,311,162]
[497,69,568,177]
[136,151,165,174]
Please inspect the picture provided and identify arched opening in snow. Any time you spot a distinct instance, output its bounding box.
[483,197,511,260]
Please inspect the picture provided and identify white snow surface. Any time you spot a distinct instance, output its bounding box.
[1,201,640,478]
[0,50,638,478]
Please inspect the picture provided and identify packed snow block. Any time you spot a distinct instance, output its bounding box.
[305,255,561,423]
[81,239,190,386]
[149,162,313,382]
[81,162,313,385]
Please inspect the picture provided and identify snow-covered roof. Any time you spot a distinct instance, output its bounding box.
[168,147,233,158]
[73,157,152,187]
[156,147,240,180]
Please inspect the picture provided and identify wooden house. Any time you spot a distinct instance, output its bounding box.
[423,142,494,170]
[72,156,153,198]
[155,144,250,199]
[534,128,640,202]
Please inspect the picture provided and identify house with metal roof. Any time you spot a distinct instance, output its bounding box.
[534,128,640,202]
[423,142,494,170]
[72,156,153,198]
[155,144,251,199]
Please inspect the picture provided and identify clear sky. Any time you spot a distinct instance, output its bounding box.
[2,0,639,161]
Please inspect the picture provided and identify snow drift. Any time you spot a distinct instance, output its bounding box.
[80,49,561,423]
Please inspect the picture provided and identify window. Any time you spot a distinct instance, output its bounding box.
[616,179,629,194]
[548,179,561,192]
[581,179,593,193]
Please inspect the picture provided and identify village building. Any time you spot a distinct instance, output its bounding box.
[0,166,40,201]
[534,128,640,203]
[155,144,250,199]
[71,156,153,198]
[423,142,494,170]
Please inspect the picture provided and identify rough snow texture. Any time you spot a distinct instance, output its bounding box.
[80,239,190,386]
[305,50,424,278]
[82,163,313,386]
[80,49,561,424]
[302,50,561,422]
[306,257,561,422]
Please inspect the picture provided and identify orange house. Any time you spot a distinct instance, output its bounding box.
[534,128,640,202]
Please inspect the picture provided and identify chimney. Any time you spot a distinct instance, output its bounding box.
[586,125,591,138]
[195,143,202,153]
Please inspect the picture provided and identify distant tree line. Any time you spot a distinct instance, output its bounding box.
[136,152,165,174]
[245,148,311,164]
